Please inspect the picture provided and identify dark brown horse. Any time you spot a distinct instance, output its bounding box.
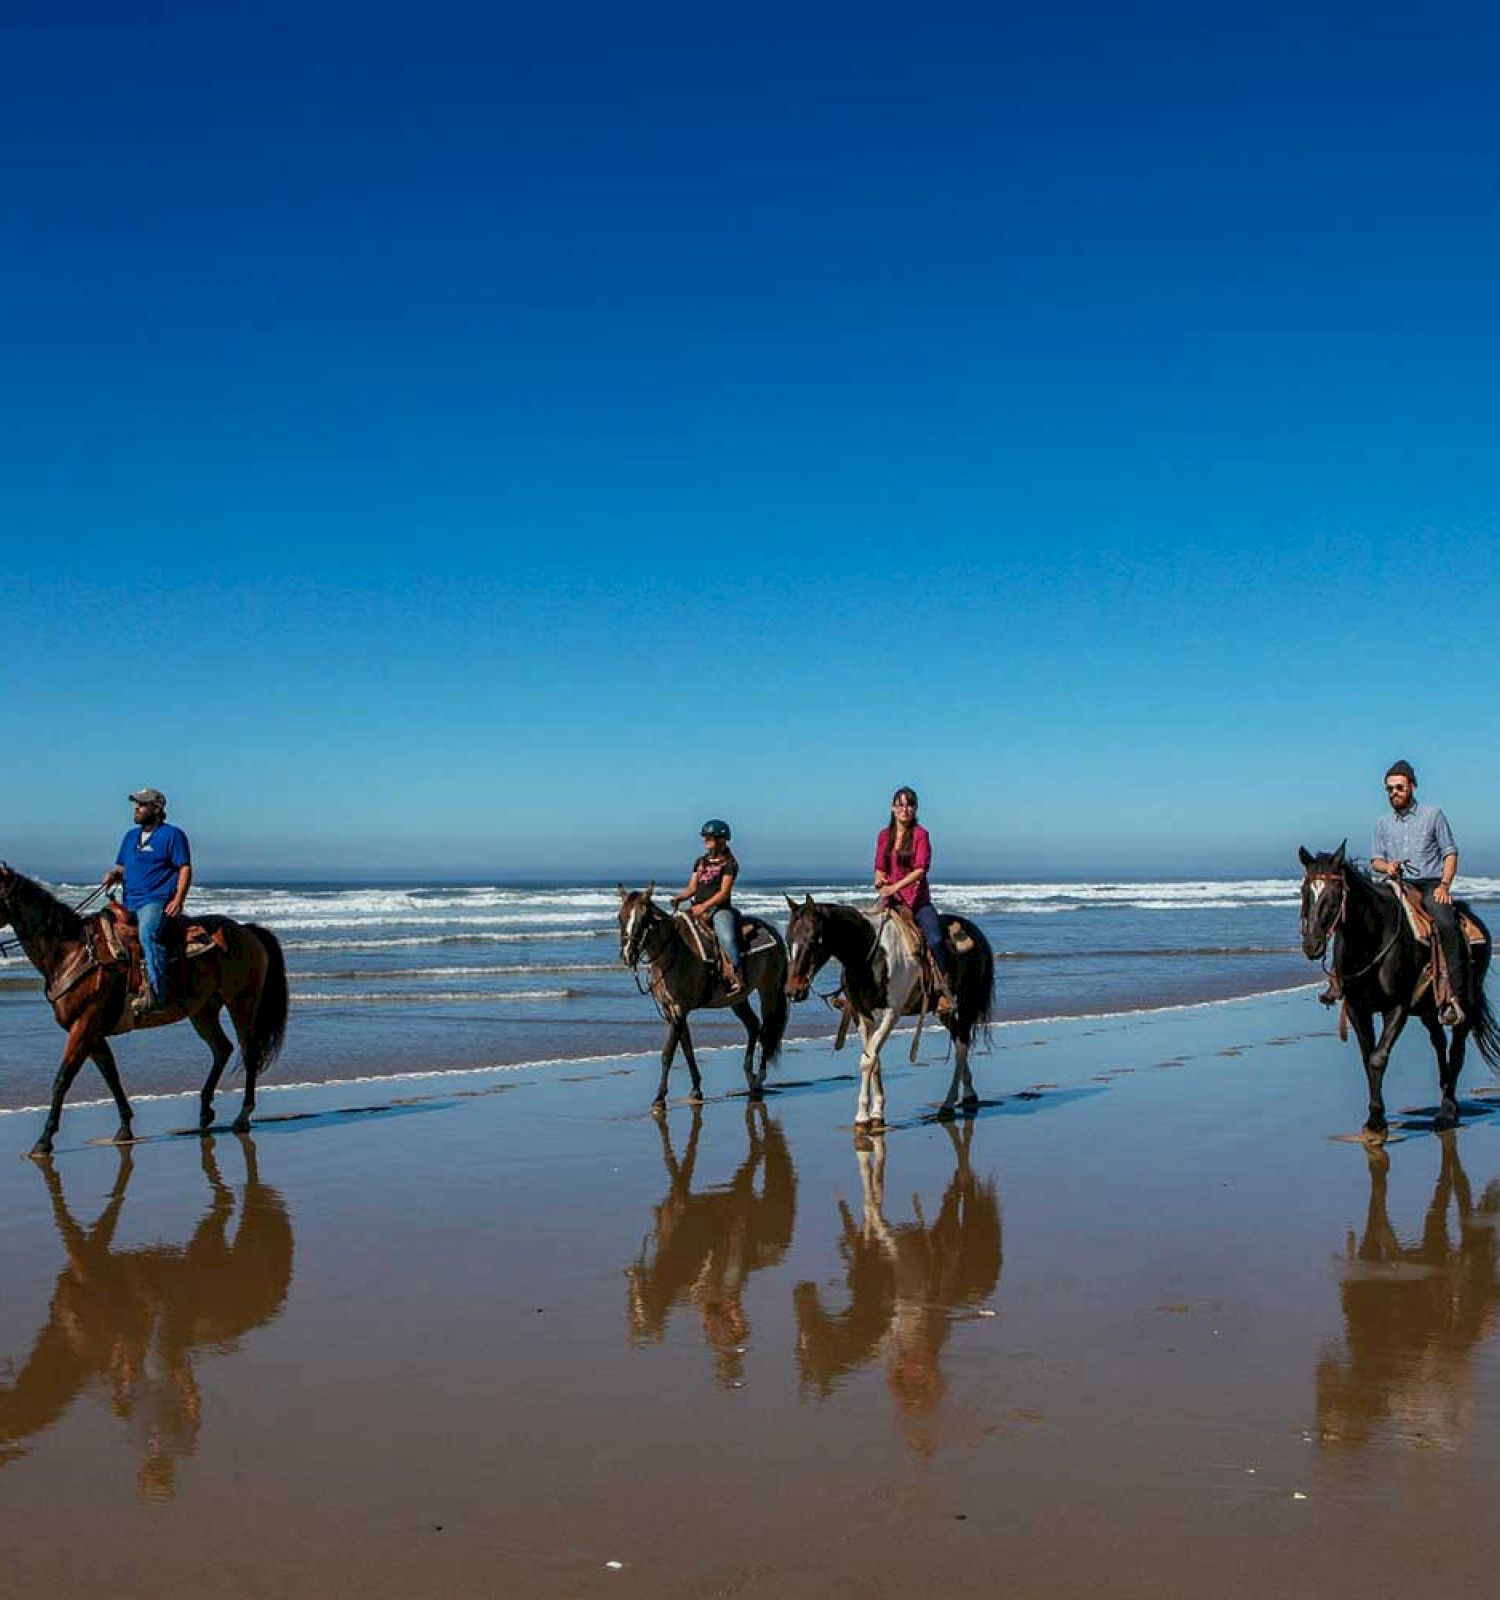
[0,866,288,1155]
[618,885,789,1110]
[1298,844,1498,1139]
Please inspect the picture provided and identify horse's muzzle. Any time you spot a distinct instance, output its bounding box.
[1302,934,1328,962]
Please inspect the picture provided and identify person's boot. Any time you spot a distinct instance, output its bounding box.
[1439,993,1465,1027]
[1319,974,1343,1008]
[133,987,165,1019]
[726,963,746,1000]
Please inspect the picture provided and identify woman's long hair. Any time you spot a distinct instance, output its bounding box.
[885,787,920,871]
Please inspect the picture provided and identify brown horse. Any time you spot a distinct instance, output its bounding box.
[0,866,288,1156]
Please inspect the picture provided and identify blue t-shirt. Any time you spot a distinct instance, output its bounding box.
[116,823,191,910]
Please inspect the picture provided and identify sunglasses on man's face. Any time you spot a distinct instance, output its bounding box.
[1385,784,1410,794]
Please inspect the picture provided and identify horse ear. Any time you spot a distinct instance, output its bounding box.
[645,880,655,898]
[803,893,814,909]
[1332,840,1347,867]
[616,883,628,901]
[784,893,799,913]
[1297,847,1313,868]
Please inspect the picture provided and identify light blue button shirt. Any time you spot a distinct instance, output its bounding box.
[1371,801,1457,881]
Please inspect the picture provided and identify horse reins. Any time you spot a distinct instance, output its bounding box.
[0,881,111,960]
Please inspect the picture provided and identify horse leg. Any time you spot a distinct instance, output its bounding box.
[863,1006,904,1128]
[679,1021,705,1103]
[732,999,762,1097]
[1358,1004,1411,1140]
[225,988,261,1134]
[32,1023,95,1158]
[652,1016,683,1111]
[191,1003,236,1133]
[89,1042,134,1144]
[1430,1009,1467,1131]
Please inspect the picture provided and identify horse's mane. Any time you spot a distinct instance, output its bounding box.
[6,872,84,941]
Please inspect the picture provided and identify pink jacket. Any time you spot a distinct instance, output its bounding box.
[875,824,933,911]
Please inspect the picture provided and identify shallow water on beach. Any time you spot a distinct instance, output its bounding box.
[6,990,1500,1597]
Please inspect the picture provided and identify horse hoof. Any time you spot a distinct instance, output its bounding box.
[936,1104,957,1121]
[1434,1109,1459,1133]
[688,1092,705,1105]
[960,1095,980,1112]
[231,1117,252,1134]
[1362,1124,1389,1146]
[113,1127,134,1145]
[28,1143,53,1161]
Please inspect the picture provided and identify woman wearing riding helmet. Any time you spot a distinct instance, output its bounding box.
[669,819,744,997]
[874,786,955,1011]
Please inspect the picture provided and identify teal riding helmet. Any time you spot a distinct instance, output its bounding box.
[700,819,732,841]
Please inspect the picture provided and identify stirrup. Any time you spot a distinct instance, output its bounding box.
[1439,998,1465,1027]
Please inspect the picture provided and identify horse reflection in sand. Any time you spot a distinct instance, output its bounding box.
[0,1136,294,1499]
[794,1121,1001,1452]
[1317,1134,1500,1451]
[626,1103,796,1386]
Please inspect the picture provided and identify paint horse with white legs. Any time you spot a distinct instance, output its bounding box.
[618,885,789,1112]
[1299,843,1499,1141]
[0,866,288,1157]
[783,895,995,1127]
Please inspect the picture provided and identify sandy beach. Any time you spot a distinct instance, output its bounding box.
[6,987,1500,1598]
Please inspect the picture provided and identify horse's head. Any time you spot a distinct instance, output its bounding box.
[784,893,827,1002]
[1298,842,1348,960]
[617,882,660,967]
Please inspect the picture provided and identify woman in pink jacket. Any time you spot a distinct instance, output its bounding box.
[873,786,954,1009]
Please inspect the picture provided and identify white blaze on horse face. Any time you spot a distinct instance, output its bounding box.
[1308,879,1325,903]
[624,903,647,958]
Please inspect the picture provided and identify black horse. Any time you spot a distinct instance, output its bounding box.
[784,896,995,1127]
[1299,843,1500,1138]
[618,886,789,1110]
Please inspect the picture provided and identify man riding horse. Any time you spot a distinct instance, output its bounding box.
[103,787,192,1018]
[1370,760,1466,1026]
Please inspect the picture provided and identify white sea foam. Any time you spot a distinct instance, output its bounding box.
[294,988,576,1004]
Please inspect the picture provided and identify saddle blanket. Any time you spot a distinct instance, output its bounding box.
[674,912,778,968]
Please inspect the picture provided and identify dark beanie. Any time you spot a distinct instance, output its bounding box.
[1385,759,1417,784]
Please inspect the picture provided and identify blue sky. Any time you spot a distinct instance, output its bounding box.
[3,2,1498,879]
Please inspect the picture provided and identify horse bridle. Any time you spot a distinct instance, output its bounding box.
[1302,865,1404,981]
[1301,870,1346,951]
[621,896,670,971]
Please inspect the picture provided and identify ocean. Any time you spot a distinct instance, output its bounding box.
[4,876,1497,1114]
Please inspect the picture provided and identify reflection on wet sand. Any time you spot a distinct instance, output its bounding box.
[795,1120,1001,1453]
[0,1137,294,1500]
[1318,1134,1500,1452]
[626,1104,797,1385]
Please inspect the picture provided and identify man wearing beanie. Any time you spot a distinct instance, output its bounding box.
[1371,760,1465,1026]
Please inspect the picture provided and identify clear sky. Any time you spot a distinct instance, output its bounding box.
[3,2,1498,880]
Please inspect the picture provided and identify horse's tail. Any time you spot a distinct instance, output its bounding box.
[1470,923,1500,1073]
[758,929,790,1070]
[244,924,289,1078]
[953,918,995,1049]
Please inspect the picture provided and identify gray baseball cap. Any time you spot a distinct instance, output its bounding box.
[128,787,167,808]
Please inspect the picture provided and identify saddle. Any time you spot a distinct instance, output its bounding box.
[96,902,228,1016]
[673,911,775,992]
[1388,880,1486,948]
[886,902,971,1012]
[1383,881,1484,1012]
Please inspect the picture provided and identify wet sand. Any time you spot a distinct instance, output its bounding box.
[6,988,1500,1597]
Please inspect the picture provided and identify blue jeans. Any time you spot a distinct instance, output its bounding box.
[135,900,169,999]
[711,907,742,968]
[914,904,952,977]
